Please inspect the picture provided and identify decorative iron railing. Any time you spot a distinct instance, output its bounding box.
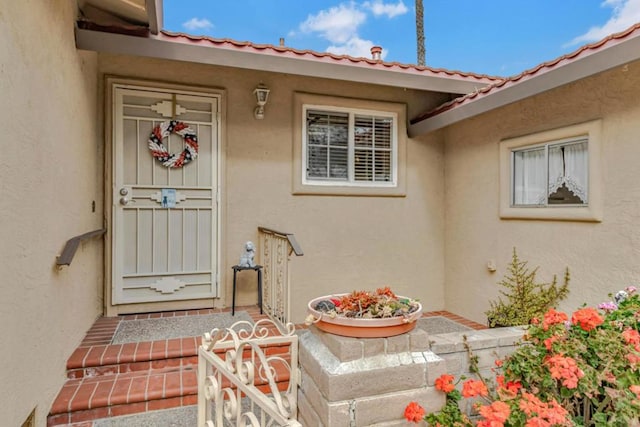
[257,227,303,326]
[197,319,301,426]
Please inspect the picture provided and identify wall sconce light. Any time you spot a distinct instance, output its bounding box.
[253,85,270,119]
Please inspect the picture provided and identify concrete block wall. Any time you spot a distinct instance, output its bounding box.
[297,326,526,426]
[298,327,446,426]
[428,326,525,380]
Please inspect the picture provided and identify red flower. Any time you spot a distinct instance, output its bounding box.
[494,359,504,368]
[544,399,570,425]
[626,352,640,364]
[546,354,584,389]
[519,392,570,425]
[604,371,617,384]
[630,385,640,399]
[376,286,397,298]
[477,401,511,426]
[622,329,640,345]
[544,335,559,351]
[404,401,425,423]
[434,374,455,393]
[462,379,489,398]
[519,392,548,417]
[497,375,522,395]
[525,418,552,427]
[542,308,568,331]
[571,307,603,331]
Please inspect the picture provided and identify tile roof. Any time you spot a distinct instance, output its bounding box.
[159,30,502,84]
[411,22,640,124]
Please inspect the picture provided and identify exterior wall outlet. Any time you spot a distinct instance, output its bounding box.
[487,260,497,272]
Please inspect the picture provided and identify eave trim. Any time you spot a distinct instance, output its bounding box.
[75,28,490,94]
[145,0,162,34]
[409,28,640,137]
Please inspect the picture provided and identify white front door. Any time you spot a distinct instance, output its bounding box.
[112,85,219,305]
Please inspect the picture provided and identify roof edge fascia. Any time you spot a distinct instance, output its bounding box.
[145,0,162,35]
[409,31,640,137]
[75,28,489,94]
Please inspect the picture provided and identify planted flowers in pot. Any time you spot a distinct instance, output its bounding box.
[305,287,422,338]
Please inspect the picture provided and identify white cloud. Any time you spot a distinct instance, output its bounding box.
[182,17,214,32]
[296,1,402,58]
[299,3,366,44]
[327,36,388,59]
[364,0,408,18]
[567,0,640,46]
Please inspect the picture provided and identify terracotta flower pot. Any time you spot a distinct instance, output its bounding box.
[307,294,422,338]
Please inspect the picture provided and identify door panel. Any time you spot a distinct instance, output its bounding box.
[112,86,219,305]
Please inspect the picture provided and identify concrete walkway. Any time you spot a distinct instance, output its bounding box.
[94,406,195,427]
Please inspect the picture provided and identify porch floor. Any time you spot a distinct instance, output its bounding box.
[47,306,485,426]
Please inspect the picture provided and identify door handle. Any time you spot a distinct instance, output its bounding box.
[119,197,136,206]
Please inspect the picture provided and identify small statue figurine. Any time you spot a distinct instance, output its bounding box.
[238,241,256,267]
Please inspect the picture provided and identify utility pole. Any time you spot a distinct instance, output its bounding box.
[415,0,425,65]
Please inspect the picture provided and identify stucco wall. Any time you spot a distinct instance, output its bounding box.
[0,1,101,424]
[99,54,447,322]
[443,60,640,324]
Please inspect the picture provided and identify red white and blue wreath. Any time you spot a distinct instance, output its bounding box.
[148,120,198,168]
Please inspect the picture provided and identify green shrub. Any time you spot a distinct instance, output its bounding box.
[486,248,569,327]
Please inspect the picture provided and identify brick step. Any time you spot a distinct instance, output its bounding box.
[50,327,292,425]
[67,336,291,378]
[66,337,201,379]
[48,363,292,426]
[47,365,198,426]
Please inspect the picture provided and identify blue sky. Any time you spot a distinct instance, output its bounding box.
[162,0,640,77]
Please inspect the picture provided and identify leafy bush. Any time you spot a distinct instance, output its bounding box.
[486,248,569,327]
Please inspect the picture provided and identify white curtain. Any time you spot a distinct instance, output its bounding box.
[548,141,588,203]
[513,148,546,205]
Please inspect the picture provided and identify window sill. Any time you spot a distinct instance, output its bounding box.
[292,182,406,197]
[499,205,602,222]
[499,119,603,223]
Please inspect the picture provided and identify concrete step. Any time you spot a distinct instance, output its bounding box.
[92,406,196,427]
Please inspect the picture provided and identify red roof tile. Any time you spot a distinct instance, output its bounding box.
[159,30,501,83]
[411,22,640,124]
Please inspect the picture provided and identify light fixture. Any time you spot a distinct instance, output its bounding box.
[253,85,270,119]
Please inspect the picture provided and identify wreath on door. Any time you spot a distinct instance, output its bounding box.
[148,120,198,168]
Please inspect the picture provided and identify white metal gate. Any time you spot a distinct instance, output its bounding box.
[198,319,301,426]
[112,85,220,305]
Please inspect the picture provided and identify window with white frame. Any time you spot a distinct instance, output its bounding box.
[303,106,396,186]
[499,119,602,222]
[512,138,588,206]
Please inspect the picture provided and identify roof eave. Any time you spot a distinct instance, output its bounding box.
[79,0,162,34]
[75,28,491,94]
[146,0,162,35]
[408,30,640,137]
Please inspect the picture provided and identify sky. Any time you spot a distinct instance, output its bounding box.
[162,0,640,77]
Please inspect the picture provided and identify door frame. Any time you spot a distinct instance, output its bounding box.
[104,76,227,316]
